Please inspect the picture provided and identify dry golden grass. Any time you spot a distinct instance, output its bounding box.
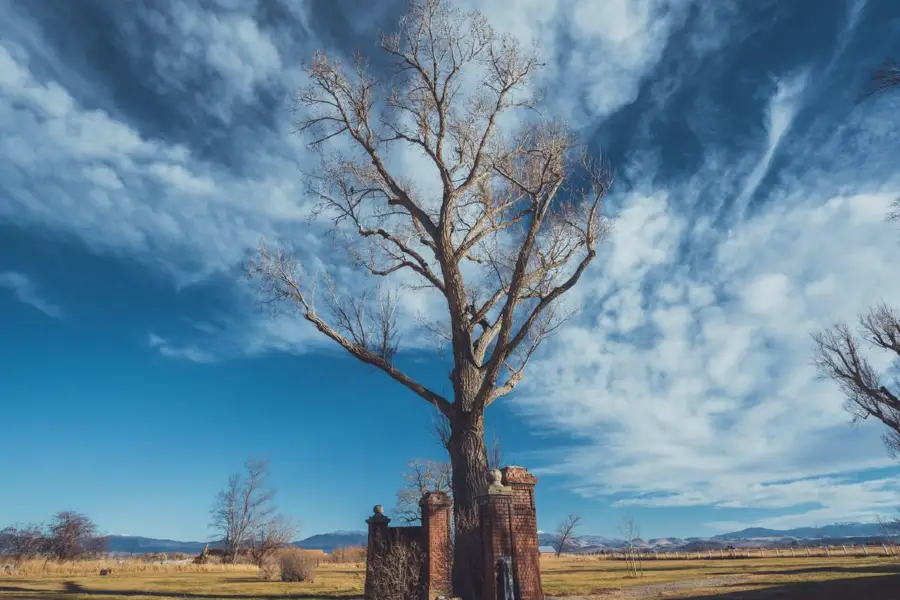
[1,554,898,599]
[5,558,258,577]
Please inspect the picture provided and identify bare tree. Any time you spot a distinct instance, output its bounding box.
[552,513,581,558]
[245,1,610,595]
[619,512,643,578]
[812,304,900,458]
[0,524,47,567]
[395,459,453,523]
[247,515,299,569]
[46,512,104,561]
[210,459,278,563]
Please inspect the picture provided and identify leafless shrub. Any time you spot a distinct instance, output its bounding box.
[248,515,299,568]
[369,542,426,600]
[279,548,318,582]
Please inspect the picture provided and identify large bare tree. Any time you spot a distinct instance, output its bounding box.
[210,459,280,563]
[246,1,610,595]
[812,305,900,458]
[813,60,900,459]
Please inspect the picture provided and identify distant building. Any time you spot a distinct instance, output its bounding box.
[538,546,557,556]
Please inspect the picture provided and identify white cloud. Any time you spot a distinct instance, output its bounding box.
[0,271,63,318]
[513,79,900,528]
[148,332,216,364]
[2,0,900,532]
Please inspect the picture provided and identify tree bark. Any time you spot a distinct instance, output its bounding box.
[447,405,489,600]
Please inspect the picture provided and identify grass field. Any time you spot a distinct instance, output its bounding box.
[1,555,899,599]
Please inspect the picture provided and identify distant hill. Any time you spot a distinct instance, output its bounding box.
[713,522,886,540]
[294,530,367,552]
[106,536,211,554]
[537,522,893,554]
[97,522,892,556]
[104,530,368,555]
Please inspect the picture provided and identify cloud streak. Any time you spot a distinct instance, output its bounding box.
[0,271,63,318]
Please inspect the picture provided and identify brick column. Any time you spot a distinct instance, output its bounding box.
[420,491,453,599]
[479,469,515,600]
[365,504,390,600]
[501,466,543,600]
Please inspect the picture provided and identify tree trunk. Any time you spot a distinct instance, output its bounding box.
[447,406,489,600]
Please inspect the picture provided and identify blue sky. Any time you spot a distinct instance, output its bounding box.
[1,0,900,542]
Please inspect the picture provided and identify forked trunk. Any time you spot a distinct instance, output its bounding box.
[447,407,489,600]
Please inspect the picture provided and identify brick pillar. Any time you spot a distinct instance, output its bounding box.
[502,466,543,600]
[365,504,390,600]
[420,491,453,599]
[479,469,515,600]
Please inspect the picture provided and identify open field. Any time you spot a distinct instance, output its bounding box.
[1,555,899,599]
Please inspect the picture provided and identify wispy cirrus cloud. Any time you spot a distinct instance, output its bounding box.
[0,271,63,318]
[2,0,900,535]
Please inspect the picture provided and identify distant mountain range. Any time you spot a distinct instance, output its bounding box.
[101,522,893,555]
[105,531,369,555]
[539,522,893,553]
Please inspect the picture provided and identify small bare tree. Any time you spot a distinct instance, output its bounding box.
[395,459,453,523]
[46,512,104,561]
[812,305,900,458]
[248,515,299,569]
[553,513,581,558]
[246,1,611,595]
[0,524,47,567]
[619,512,643,578]
[210,459,278,563]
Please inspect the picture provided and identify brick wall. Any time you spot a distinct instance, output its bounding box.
[364,494,453,600]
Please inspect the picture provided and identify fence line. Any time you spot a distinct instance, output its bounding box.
[578,543,900,561]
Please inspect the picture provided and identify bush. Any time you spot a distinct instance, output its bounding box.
[368,543,425,600]
[278,549,317,582]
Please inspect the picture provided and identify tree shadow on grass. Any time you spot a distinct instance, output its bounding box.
[676,573,900,599]
[747,563,900,577]
[0,583,361,600]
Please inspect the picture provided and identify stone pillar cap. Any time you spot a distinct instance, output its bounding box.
[366,505,390,525]
[420,490,452,506]
[482,468,512,497]
[500,465,538,485]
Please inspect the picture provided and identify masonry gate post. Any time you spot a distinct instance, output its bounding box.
[420,491,453,600]
[501,466,543,600]
[479,469,515,600]
[365,504,391,600]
